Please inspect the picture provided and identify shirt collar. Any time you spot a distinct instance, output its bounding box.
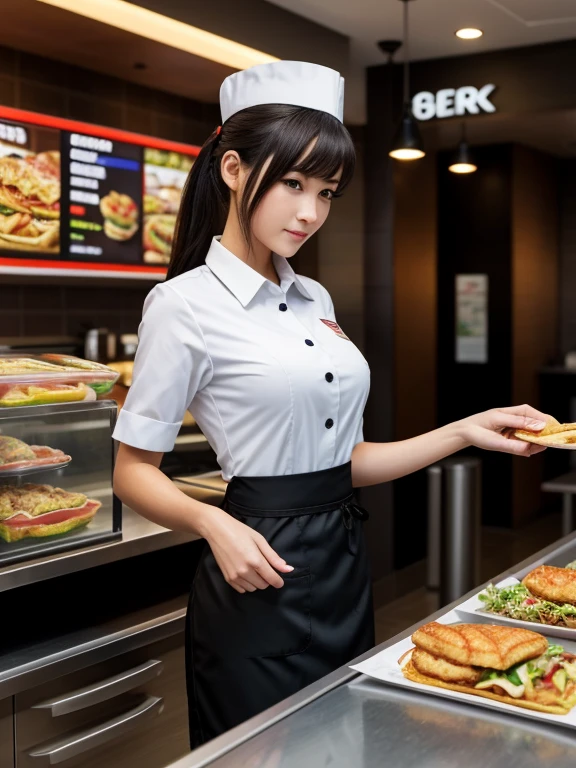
[205,237,314,307]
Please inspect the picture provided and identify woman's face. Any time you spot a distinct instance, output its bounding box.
[250,168,341,259]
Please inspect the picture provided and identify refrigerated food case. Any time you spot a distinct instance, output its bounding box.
[166,533,576,768]
[0,399,121,565]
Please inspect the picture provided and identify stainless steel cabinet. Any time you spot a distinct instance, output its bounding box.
[15,635,189,768]
[1,696,14,768]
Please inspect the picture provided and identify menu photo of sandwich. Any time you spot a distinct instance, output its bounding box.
[0,483,101,543]
[142,147,194,265]
[99,190,139,242]
[399,622,576,715]
[0,136,60,254]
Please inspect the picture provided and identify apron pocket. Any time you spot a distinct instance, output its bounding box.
[225,566,312,659]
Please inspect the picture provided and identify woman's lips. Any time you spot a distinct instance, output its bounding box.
[285,230,307,240]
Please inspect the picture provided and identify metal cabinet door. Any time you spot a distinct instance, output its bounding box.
[16,635,190,768]
[1,696,14,768]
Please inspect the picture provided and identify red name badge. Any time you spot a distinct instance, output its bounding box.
[320,318,350,341]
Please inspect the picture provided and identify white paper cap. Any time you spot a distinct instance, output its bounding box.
[220,61,345,124]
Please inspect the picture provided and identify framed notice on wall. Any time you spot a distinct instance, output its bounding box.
[0,105,200,280]
[455,274,488,363]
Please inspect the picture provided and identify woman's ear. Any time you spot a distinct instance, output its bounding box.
[220,151,243,193]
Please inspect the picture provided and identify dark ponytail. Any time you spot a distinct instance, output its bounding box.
[167,105,356,279]
[166,127,228,280]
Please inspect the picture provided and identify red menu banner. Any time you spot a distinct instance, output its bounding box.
[0,107,200,279]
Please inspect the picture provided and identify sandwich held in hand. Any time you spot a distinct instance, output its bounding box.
[400,622,576,714]
[511,416,576,448]
[0,483,101,543]
[0,436,71,472]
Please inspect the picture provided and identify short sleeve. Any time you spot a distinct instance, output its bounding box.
[112,283,213,452]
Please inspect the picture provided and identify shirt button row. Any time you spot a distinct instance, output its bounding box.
[325,372,334,382]
[325,419,334,429]
[305,339,314,346]
[279,303,287,312]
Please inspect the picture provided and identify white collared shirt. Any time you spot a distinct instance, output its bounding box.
[112,237,370,480]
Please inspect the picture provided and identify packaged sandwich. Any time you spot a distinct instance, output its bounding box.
[479,566,576,628]
[0,436,71,473]
[400,622,576,714]
[0,354,119,406]
[0,482,101,543]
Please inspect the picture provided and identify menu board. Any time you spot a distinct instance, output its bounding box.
[0,107,199,278]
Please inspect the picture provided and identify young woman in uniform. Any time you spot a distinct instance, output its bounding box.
[112,61,549,747]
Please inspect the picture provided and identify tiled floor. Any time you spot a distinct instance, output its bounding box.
[374,511,564,644]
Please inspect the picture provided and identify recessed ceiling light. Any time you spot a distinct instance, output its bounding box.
[455,28,483,40]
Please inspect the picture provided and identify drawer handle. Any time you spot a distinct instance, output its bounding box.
[33,660,163,716]
[28,695,164,764]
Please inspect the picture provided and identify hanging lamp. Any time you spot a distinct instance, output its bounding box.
[389,0,425,161]
[448,123,477,174]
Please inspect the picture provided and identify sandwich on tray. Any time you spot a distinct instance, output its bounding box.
[0,435,71,473]
[479,564,576,628]
[400,622,576,714]
[0,483,101,543]
[509,416,576,448]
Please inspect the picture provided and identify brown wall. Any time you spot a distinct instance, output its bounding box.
[393,155,437,440]
[0,43,222,344]
[512,145,559,526]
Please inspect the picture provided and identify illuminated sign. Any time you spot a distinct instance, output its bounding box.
[412,85,497,121]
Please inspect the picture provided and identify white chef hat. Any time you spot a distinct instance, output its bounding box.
[220,61,345,125]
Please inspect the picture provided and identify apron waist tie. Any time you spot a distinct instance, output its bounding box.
[341,500,369,556]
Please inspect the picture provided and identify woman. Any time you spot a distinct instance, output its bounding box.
[112,61,549,747]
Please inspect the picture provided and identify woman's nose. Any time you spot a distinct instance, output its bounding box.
[297,199,318,224]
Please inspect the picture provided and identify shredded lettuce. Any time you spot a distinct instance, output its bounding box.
[478,583,576,626]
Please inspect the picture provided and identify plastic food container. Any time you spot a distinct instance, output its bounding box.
[0,354,119,407]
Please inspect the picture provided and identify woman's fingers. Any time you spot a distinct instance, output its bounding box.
[492,410,547,432]
[496,404,551,425]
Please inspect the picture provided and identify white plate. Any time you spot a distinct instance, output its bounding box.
[350,609,576,729]
[455,577,576,640]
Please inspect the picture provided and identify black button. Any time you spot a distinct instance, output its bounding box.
[279,303,287,311]
[325,372,334,383]
[305,339,314,346]
[325,419,334,429]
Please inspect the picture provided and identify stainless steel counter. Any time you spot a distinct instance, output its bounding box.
[166,532,576,768]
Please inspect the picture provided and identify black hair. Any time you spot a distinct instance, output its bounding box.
[166,104,356,279]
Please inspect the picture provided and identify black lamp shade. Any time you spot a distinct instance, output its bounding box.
[448,140,477,173]
[389,104,425,160]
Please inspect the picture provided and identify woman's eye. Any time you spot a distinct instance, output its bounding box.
[283,179,301,190]
[321,189,335,200]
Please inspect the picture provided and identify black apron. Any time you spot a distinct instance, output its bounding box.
[185,461,374,748]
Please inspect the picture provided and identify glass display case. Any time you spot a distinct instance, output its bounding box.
[0,400,121,566]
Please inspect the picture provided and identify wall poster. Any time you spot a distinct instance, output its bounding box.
[455,274,488,364]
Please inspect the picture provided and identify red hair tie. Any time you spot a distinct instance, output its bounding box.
[215,125,222,136]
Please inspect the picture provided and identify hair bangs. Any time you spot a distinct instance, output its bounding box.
[292,116,356,193]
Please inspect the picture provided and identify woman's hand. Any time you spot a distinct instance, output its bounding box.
[457,404,550,456]
[201,508,294,594]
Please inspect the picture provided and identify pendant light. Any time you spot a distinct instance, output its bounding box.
[389,0,425,161]
[448,123,477,174]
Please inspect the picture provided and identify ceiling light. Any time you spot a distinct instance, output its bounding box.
[448,124,477,174]
[455,28,483,40]
[389,0,425,162]
[36,0,279,70]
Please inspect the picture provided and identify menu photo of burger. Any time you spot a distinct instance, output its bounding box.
[143,147,194,265]
[0,129,60,254]
[99,190,139,242]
